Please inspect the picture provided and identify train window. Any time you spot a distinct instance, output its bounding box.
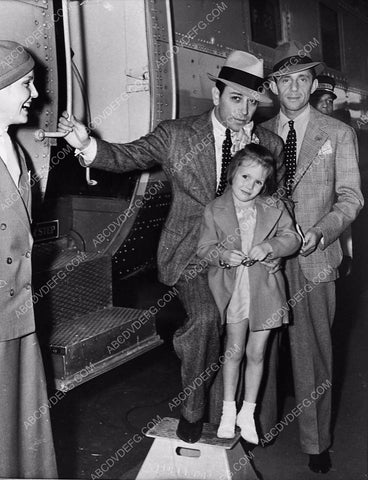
[249,0,281,48]
[319,3,342,70]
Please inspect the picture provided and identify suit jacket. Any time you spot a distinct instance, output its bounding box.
[92,110,284,286]
[196,190,301,329]
[261,106,364,282]
[0,140,35,340]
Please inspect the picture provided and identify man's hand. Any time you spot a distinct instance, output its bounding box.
[300,228,323,257]
[249,242,273,262]
[221,249,245,267]
[58,111,91,150]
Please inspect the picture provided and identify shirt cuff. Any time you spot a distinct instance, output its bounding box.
[75,137,97,166]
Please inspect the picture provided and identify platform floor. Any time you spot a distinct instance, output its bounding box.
[50,175,368,480]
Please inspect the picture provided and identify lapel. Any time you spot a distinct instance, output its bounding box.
[252,196,282,246]
[187,111,216,205]
[293,106,329,191]
[213,189,241,249]
[259,116,279,136]
[15,142,31,215]
[0,143,31,226]
[213,192,282,249]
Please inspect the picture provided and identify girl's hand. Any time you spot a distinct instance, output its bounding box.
[221,249,245,267]
[248,242,273,262]
[58,111,91,150]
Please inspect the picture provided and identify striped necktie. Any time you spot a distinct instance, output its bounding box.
[216,128,232,197]
[285,120,297,196]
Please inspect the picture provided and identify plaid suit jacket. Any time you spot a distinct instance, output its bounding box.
[92,110,284,285]
[262,106,364,282]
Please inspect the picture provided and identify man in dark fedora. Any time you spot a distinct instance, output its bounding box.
[262,40,363,472]
[58,50,284,443]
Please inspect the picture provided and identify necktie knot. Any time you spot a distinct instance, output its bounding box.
[288,120,294,129]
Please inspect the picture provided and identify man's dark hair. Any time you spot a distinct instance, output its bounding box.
[215,80,226,96]
[227,143,277,195]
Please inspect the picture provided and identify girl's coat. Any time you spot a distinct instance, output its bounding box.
[197,189,301,330]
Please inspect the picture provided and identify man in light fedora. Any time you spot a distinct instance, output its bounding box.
[262,40,363,472]
[58,49,284,443]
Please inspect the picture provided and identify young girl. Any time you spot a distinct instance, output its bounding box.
[197,144,301,443]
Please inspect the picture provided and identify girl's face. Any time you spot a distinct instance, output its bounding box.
[232,161,268,202]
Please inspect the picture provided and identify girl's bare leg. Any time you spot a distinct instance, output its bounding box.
[237,329,271,444]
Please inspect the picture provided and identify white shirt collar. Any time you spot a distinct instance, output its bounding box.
[279,104,311,129]
[211,109,227,137]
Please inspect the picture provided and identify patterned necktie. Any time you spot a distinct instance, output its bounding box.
[285,120,297,196]
[216,128,232,197]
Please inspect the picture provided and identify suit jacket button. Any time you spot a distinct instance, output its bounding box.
[25,251,31,258]
[0,223,6,230]
[9,289,14,296]
[6,257,12,264]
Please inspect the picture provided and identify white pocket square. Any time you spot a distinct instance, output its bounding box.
[318,140,332,156]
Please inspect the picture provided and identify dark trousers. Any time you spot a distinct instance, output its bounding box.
[286,258,335,454]
[174,267,221,422]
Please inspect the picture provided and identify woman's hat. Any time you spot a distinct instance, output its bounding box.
[0,40,35,90]
[314,75,337,99]
[208,50,272,105]
[271,41,324,78]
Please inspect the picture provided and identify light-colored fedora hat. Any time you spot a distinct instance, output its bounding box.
[271,40,324,78]
[313,75,337,99]
[208,50,272,105]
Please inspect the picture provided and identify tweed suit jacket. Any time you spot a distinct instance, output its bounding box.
[262,106,364,282]
[0,141,35,340]
[91,110,284,286]
[196,190,301,329]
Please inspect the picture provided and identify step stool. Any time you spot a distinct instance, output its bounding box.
[136,417,259,480]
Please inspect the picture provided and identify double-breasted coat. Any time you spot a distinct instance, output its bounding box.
[0,140,57,478]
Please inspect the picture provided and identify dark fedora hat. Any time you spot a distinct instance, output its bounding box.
[271,40,324,78]
[208,50,272,104]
